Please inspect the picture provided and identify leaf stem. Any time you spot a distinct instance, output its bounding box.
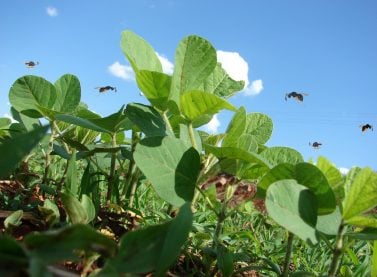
[106,132,117,202]
[328,221,346,277]
[42,121,55,184]
[281,232,294,277]
[188,122,198,150]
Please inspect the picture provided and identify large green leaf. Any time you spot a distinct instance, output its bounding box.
[134,136,200,207]
[24,224,117,263]
[170,35,217,104]
[245,113,273,145]
[110,202,192,276]
[344,215,377,228]
[136,70,171,110]
[9,75,56,118]
[266,180,318,244]
[0,125,49,178]
[120,30,162,73]
[53,74,81,113]
[222,107,246,147]
[199,62,245,98]
[180,90,236,122]
[125,103,170,137]
[259,147,304,167]
[342,167,377,220]
[258,163,336,214]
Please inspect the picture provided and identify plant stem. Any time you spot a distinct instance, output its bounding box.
[328,222,346,277]
[106,132,117,202]
[122,130,139,198]
[162,111,174,134]
[188,122,198,150]
[128,168,141,208]
[43,121,56,184]
[281,232,294,277]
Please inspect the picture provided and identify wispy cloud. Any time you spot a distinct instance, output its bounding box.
[203,114,220,134]
[216,50,263,97]
[46,6,58,17]
[156,52,174,74]
[108,61,134,80]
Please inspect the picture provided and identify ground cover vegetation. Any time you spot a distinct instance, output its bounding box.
[0,30,376,277]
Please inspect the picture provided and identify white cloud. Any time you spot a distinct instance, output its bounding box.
[216,50,263,97]
[244,79,264,96]
[108,61,134,80]
[339,167,350,176]
[156,52,174,74]
[46,6,58,17]
[203,114,220,134]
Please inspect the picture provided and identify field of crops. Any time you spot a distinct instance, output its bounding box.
[0,30,376,277]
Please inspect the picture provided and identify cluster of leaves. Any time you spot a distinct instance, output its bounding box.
[0,30,376,277]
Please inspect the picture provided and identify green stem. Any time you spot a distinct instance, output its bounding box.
[162,111,174,134]
[188,122,198,150]
[281,232,294,277]
[128,168,141,208]
[328,222,346,277]
[122,130,139,198]
[43,121,56,184]
[106,132,118,202]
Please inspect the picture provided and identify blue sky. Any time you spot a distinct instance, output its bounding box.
[1,0,376,171]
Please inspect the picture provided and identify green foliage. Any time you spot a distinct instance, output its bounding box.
[0,29,375,276]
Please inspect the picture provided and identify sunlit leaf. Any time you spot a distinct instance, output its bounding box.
[180,90,236,122]
[245,113,273,145]
[4,210,23,229]
[9,75,56,118]
[136,70,171,110]
[54,74,81,113]
[260,147,304,166]
[343,167,377,220]
[121,30,162,73]
[61,192,88,224]
[170,35,217,104]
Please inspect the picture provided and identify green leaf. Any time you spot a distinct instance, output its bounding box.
[81,194,96,223]
[344,215,377,228]
[134,136,200,207]
[342,167,377,220]
[4,210,23,229]
[179,124,202,153]
[266,180,318,244]
[316,206,342,236]
[259,147,304,167]
[110,202,193,275]
[11,107,41,131]
[24,224,117,263]
[38,199,60,227]
[136,70,171,110]
[0,125,49,178]
[222,106,246,147]
[245,113,273,145]
[0,235,28,275]
[9,75,56,118]
[56,114,110,133]
[54,74,81,113]
[170,35,217,104]
[316,156,344,201]
[180,90,236,122]
[60,192,88,224]
[345,228,377,240]
[0,117,11,129]
[125,103,170,137]
[373,241,377,277]
[65,152,78,196]
[120,30,162,73]
[258,163,336,214]
[216,244,234,277]
[199,62,245,98]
